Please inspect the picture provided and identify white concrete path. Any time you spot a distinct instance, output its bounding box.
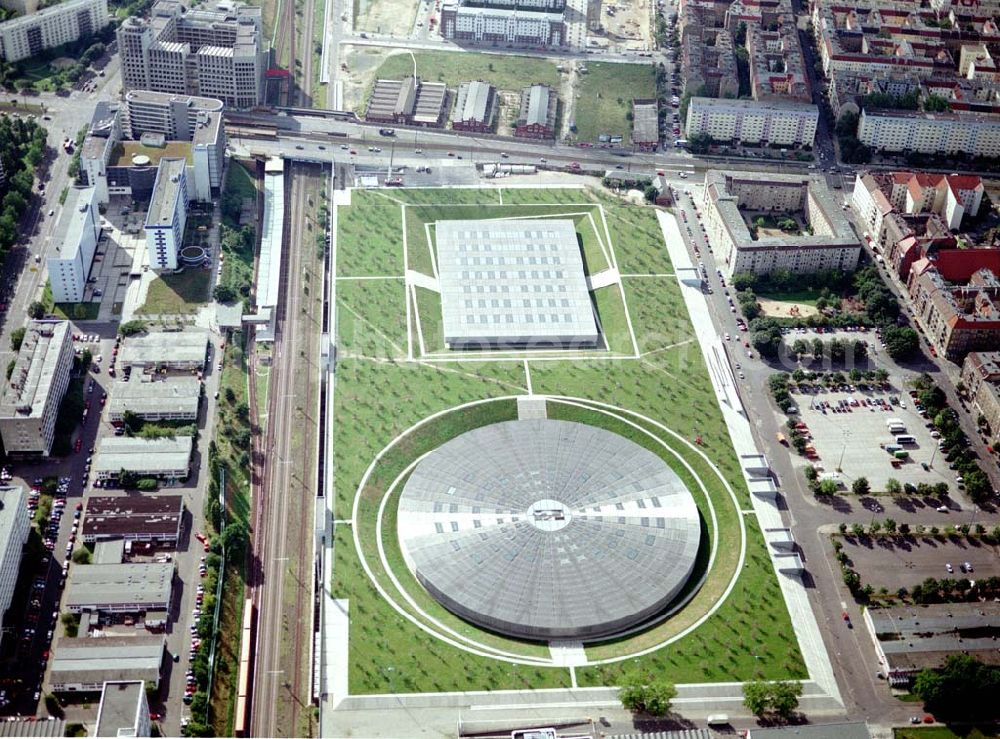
[406,269,440,292]
[587,267,620,290]
[517,396,547,419]
[548,641,587,667]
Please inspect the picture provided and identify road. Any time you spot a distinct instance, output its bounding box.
[250,162,325,738]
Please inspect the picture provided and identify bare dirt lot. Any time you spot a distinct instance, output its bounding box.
[759,298,819,318]
[841,534,1000,591]
[597,0,652,49]
[354,0,419,36]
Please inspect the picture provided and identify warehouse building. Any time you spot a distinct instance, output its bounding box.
[93,436,194,481]
[365,76,448,127]
[108,376,201,422]
[451,81,498,133]
[0,486,29,638]
[83,495,184,546]
[95,681,151,738]
[864,602,1000,685]
[0,321,74,457]
[50,635,166,692]
[515,84,558,139]
[65,562,174,614]
[118,330,208,371]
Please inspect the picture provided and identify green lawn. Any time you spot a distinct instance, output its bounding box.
[42,282,101,320]
[137,268,212,315]
[372,51,561,93]
[895,729,1000,739]
[572,62,656,144]
[331,186,803,695]
[757,288,821,306]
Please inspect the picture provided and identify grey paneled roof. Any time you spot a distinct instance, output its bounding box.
[398,420,701,640]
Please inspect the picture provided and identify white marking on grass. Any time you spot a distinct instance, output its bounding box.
[523,359,532,395]
[401,205,413,361]
[640,338,695,358]
[336,275,405,281]
[600,206,640,358]
[411,284,427,357]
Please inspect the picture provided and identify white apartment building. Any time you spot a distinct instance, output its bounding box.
[0,321,73,456]
[144,158,188,271]
[702,170,861,278]
[0,486,29,637]
[117,0,265,108]
[858,109,1000,158]
[440,1,565,46]
[851,173,895,242]
[0,0,109,62]
[95,681,151,739]
[686,97,819,147]
[47,187,100,303]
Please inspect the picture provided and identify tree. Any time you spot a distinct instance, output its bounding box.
[687,132,712,154]
[224,386,236,404]
[213,284,238,303]
[836,111,859,138]
[742,680,771,716]
[643,184,659,203]
[852,477,870,495]
[769,681,803,719]
[119,469,138,489]
[221,520,249,560]
[619,675,677,716]
[27,300,45,319]
[819,479,839,495]
[886,478,902,495]
[913,654,1000,721]
[882,326,920,360]
[10,326,24,351]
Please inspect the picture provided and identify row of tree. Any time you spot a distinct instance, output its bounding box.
[619,676,803,721]
[0,117,45,263]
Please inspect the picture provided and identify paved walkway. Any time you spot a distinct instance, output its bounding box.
[657,209,843,707]
[517,396,547,419]
[406,269,439,292]
[587,267,620,290]
[548,641,587,666]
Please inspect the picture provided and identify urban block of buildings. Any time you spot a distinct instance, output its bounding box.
[909,265,1000,361]
[864,602,1000,685]
[144,157,189,271]
[47,186,101,304]
[439,0,566,47]
[95,681,151,738]
[0,320,73,457]
[118,329,209,371]
[117,0,266,108]
[515,84,558,139]
[685,97,819,147]
[365,76,448,127]
[701,170,861,278]
[93,435,195,481]
[0,485,29,638]
[50,635,166,692]
[451,80,498,133]
[0,0,109,63]
[961,351,1000,442]
[681,23,738,100]
[108,376,202,422]
[83,494,185,546]
[631,98,659,151]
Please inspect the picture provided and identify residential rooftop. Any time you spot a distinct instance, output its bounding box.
[0,321,71,421]
[145,158,188,229]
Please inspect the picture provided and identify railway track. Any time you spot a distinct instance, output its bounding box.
[249,162,324,737]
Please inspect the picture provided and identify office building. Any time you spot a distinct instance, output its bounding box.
[95,681,151,738]
[46,187,101,303]
[864,602,1000,684]
[65,562,174,614]
[0,0,109,63]
[50,635,166,692]
[0,321,73,456]
[909,266,1000,362]
[80,94,224,206]
[631,98,659,151]
[144,158,188,271]
[118,329,208,371]
[515,84,558,139]
[117,0,265,108]
[93,436,194,481]
[702,170,860,278]
[858,109,1000,158]
[686,97,819,147]
[0,486,29,638]
[364,76,447,127]
[83,495,184,546]
[439,0,565,47]
[451,80,498,133]
[108,376,201,422]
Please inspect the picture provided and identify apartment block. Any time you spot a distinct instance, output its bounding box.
[909,266,1000,361]
[746,17,810,103]
[858,109,1000,158]
[117,0,265,108]
[702,170,860,278]
[961,351,1000,399]
[144,158,188,271]
[686,97,818,147]
[440,0,565,46]
[681,26,738,99]
[0,485,29,637]
[853,171,984,240]
[46,187,100,304]
[0,0,108,62]
[0,321,73,456]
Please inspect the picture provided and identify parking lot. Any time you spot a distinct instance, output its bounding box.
[793,387,957,493]
[841,535,1000,592]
